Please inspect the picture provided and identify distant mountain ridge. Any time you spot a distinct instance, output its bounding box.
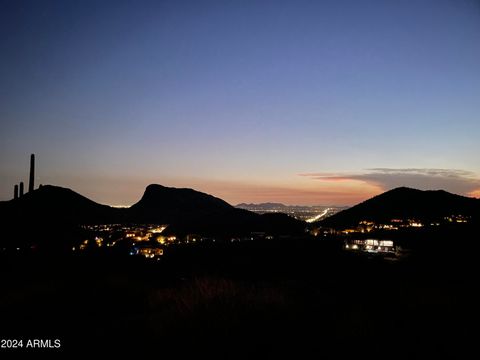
[319,187,480,228]
[0,184,305,248]
[236,203,289,210]
[236,203,335,210]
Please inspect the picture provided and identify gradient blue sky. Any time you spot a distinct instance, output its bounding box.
[1,0,479,205]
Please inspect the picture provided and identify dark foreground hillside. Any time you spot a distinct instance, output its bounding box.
[0,234,476,358]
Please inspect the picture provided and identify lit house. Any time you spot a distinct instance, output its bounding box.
[130,244,164,259]
[344,239,395,254]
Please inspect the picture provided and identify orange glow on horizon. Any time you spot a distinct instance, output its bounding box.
[192,178,383,206]
[54,175,385,207]
[468,189,480,199]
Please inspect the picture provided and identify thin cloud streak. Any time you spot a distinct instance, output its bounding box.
[300,168,480,197]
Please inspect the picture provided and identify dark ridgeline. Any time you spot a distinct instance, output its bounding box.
[28,153,35,193]
[129,184,304,236]
[4,185,122,223]
[319,186,480,228]
[14,184,18,199]
[0,185,125,251]
[0,184,304,250]
[2,184,479,251]
[129,184,233,220]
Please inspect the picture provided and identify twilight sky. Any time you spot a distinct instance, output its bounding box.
[1,0,479,206]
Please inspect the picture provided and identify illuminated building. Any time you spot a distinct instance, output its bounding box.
[131,245,164,259]
[344,239,396,254]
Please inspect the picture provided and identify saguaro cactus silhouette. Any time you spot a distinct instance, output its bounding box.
[29,153,35,192]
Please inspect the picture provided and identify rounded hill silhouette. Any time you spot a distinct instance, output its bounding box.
[320,187,480,228]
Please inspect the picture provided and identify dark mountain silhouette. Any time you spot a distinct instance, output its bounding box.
[127,184,304,236]
[129,184,234,221]
[127,184,255,235]
[0,185,124,250]
[0,184,305,249]
[0,185,122,224]
[319,187,480,228]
